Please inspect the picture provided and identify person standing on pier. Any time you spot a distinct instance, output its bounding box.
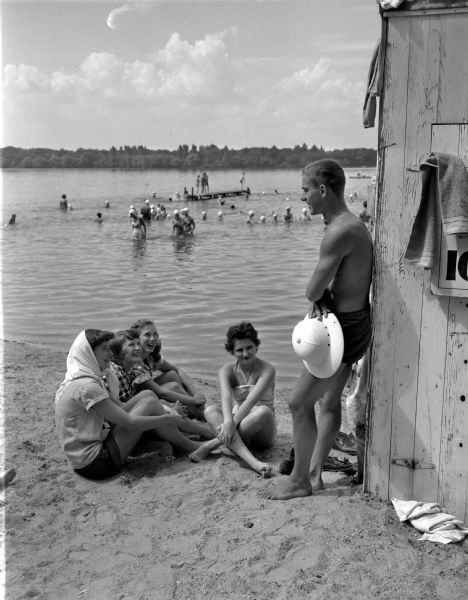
[240,172,246,190]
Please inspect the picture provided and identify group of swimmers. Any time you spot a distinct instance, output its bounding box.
[55,319,276,480]
[245,206,312,224]
[128,201,195,239]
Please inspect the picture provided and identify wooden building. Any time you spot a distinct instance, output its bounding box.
[366,1,468,520]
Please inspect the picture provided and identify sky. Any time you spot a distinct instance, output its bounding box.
[1,0,381,151]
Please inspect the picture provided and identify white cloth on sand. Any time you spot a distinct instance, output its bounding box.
[391,497,468,544]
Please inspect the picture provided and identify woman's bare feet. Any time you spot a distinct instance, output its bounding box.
[252,461,274,478]
[189,444,213,463]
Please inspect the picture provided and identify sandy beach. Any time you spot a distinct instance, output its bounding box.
[1,339,467,600]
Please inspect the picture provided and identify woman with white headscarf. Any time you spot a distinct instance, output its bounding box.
[55,329,203,480]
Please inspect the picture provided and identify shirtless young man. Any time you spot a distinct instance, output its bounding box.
[265,159,373,500]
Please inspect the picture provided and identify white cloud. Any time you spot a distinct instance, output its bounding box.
[155,31,233,97]
[3,30,235,103]
[276,58,331,92]
[3,64,47,91]
[2,30,373,150]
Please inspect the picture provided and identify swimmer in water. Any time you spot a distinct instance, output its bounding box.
[358,201,374,229]
[181,207,195,235]
[246,210,255,224]
[189,321,276,478]
[201,211,207,221]
[272,212,278,223]
[283,206,293,223]
[129,208,146,239]
[104,201,111,209]
[217,211,224,221]
[260,215,266,223]
[95,212,103,224]
[300,207,312,221]
[8,214,16,225]
[172,210,185,237]
[59,194,68,210]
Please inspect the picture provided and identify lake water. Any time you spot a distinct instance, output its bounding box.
[1,167,375,381]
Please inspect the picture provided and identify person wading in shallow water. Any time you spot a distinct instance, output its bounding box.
[264,159,373,500]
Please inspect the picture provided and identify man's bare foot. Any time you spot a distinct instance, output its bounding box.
[0,469,16,490]
[311,477,324,492]
[188,442,213,463]
[262,476,312,500]
[310,471,324,491]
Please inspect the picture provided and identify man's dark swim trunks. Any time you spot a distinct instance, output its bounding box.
[336,305,372,365]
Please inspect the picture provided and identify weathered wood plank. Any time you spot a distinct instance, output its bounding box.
[440,297,468,520]
[387,15,443,501]
[366,16,411,499]
[437,122,468,520]
[437,16,468,124]
[410,123,456,504]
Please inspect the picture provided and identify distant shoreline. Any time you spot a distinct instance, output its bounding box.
[0,145,377,170]
[0,165,377,171]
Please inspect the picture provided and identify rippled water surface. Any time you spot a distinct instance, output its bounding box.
[1,168,374,380]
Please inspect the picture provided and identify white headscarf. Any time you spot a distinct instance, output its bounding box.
[57,330,119,400]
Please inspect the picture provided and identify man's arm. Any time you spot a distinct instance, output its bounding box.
[306,227,350,305]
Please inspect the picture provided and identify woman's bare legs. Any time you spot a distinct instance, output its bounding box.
[189,405,275,477]
[113,392,203,460]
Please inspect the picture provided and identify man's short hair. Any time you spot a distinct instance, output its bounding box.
[302,159,346,194]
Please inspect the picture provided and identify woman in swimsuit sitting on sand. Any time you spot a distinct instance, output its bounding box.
[55,329,205,480]
[129,319,209,424]
[110,328,214,440]
[189,321,277,477]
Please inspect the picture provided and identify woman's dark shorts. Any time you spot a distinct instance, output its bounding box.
[74,432,122,480]
[336,305,372,365]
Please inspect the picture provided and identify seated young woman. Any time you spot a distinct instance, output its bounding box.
[109,329,214,440]
[55,329,205,481]
[129,319,207,420]
[189,321,277,477]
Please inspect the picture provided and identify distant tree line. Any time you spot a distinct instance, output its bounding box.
[0,144,376,170]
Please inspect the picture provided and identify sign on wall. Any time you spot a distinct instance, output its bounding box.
[431,228,468,296]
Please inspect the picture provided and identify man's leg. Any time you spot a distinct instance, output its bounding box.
[264,368,333,500]
[309,363,352,489]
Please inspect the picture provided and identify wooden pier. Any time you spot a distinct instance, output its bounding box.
[186,189,250,201]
